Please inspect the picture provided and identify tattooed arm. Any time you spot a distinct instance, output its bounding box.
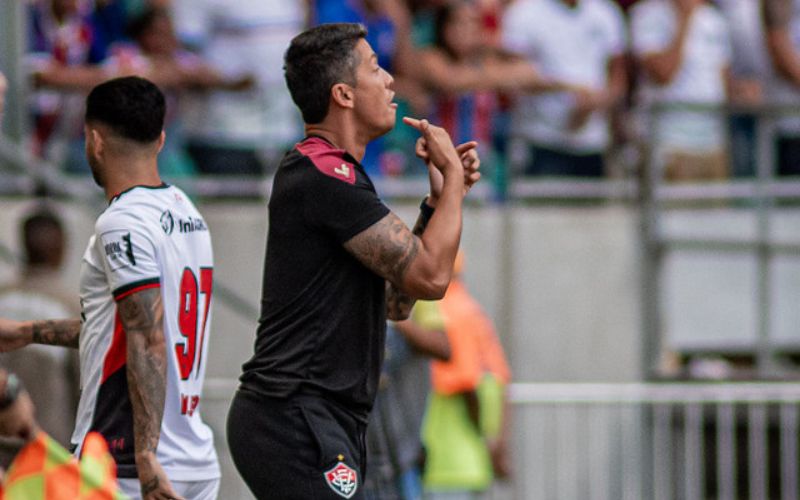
[382,204,434,320]
[762,0,800,87]
[0,318,81,351]
[117,288,184,500]
[344,211,435,321]
[344,122,480,320]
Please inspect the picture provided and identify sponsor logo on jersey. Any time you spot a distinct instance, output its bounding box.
[160,210,207,235]
[177,216,208,234]
[160,210,175,235]
[324,461,358,498]
[101,230,137,271]
[334,163,350,178]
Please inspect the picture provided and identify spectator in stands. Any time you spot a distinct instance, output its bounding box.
[717,0,766,177]
[27,0,106,159]
[502,0,628,177]
[631,0,733,182]
[422,252,512,499]
[91,0,178,53]
[0,208,80,448]
[110,6,255,177]
[172,0,306,175]
[407,0,450,47]
[762,0,800,176]
[364,315,450,500]
[474,0,513,49]
[419,1,574,186]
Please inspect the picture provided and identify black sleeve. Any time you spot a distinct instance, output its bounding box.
[303,171,391,244]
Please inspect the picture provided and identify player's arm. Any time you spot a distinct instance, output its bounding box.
[344,120,478,320]
[382,207,434,320]
[0,318,81,351]
[118,288,185,500]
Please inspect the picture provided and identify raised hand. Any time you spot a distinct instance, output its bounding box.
[403,117,462,174]
[458,141,481,194]
[415,138,481,201]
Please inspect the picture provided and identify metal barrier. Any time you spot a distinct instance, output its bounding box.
[640,103,800,380]
[510,382,800,500]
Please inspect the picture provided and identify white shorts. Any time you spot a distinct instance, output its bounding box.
[117,477,220,500]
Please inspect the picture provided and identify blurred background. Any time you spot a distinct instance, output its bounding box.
[1,0,800,498]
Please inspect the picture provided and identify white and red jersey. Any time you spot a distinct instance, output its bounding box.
[72,184,219,481]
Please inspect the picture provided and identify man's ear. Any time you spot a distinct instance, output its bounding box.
[88,127,105,157]
[156,130,166,154]
[330,83,355,110]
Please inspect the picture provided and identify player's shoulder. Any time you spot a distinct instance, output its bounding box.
[293,136,357,185]
[97,184,182,235]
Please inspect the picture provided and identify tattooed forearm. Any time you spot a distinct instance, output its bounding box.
[30,319,81,348]
[345,208,448,320]
[119,288,166,459]
[386,208,433,319]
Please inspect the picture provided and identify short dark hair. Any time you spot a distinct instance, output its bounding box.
[284,23,367,124]
[85,76,165,143]
[22,208,64,267]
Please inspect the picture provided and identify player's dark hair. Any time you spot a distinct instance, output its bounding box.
[22,208,64,267]
[85,76,165,143]
[284,23,367,124]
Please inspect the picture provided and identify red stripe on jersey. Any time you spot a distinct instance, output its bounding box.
[102,312,127,383]
[114,282,160,301]
[296,137,356,185]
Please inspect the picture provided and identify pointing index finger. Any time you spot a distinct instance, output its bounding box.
[402,116,430,134]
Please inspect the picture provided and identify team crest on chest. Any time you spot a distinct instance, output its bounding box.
[324,461,358,498]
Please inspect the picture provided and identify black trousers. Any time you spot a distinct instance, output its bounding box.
[227,389,367,499]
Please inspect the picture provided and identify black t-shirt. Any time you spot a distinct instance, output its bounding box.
[240,136,391,422]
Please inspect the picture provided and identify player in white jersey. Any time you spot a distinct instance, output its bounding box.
[0,76,219,500]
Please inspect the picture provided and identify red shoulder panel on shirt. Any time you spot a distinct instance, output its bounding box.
[296,137,356,185]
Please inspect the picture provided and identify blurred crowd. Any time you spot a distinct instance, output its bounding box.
[8,0,800,183]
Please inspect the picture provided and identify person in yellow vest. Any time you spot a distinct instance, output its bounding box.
[422,252,512,499]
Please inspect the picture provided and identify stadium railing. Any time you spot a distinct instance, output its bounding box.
[510,381,800,500]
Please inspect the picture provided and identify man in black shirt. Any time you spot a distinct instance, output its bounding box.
[227,23,479,499]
